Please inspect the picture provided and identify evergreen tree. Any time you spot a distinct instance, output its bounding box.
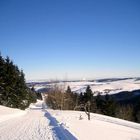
[96,93,102,108]
[134,99,140,123]
[83,85,93,103]
[99,94,116,117]
[65,86,75,110]
[95,93,116,116]
[79,92,84,104]
[66,86,72,93]
[0,53,37,109]
[31,87,42,100]
[0,53,5,104]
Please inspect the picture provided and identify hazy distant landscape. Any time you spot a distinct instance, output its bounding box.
[28,77,140,95]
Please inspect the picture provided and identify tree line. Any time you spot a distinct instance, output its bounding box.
[46,85,140,123]
[0,53,37,109]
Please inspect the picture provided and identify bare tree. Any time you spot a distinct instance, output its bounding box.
[74,101,91,120]
[84,101,91,120]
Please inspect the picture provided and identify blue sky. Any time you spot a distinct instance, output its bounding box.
[0,0,140,80]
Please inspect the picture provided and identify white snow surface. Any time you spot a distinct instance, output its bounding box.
[0,100,140,140]
[0,101,53,140]
[68,79,140,95]
[0,105,26,123]
[50,110,140,140]
[34,78,140,95]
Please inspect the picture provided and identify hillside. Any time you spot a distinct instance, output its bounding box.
[31,78,140,95]
[0,100,140,140]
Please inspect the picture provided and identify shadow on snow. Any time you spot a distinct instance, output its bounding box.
[44,110,78,140]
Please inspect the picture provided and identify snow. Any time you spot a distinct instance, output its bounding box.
[34,78,140,95]
[0,100,140,140]
[0,105,26,123]
[65,79,140,95]
[49,110,140,140]
[45,110,77,140]
[0,101,53,140]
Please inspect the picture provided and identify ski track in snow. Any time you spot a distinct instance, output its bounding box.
[0,101,77,140]
[0,109,53,140]
[44,110,77,140]
[0,101,140,140]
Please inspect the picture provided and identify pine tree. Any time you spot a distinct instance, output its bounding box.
[0,53,5,104]
[79,92,84,104]
[66,86,72,93]
[83,85,93,103]
[134,99,140,122]
[65,86,75,110]
[100,94,116,117]
[0,53,37,109]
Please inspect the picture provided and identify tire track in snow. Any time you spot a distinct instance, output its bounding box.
[0,110,53,140]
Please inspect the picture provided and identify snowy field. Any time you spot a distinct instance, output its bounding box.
[0,100,140,140]
[33,78,140,95]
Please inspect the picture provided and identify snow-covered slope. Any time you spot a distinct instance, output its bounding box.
[49,110,140,140]
[0,100,140,140]
[65,78,140,95]
[0,101,53,140]
[33,78,140,95]
[0,105,26,123]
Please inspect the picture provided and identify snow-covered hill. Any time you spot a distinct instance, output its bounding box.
[0,100,140,140]
[32,78,140,95]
